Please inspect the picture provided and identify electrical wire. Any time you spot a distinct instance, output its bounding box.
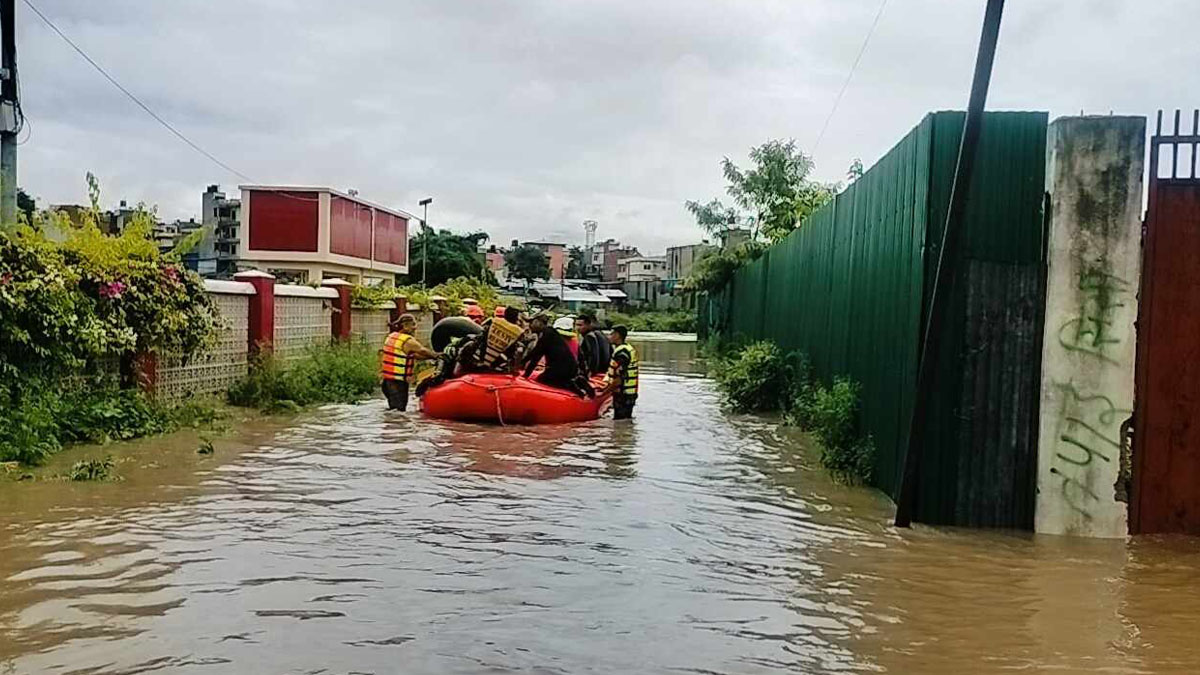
[813,0,890,154]
[21,0,253,181]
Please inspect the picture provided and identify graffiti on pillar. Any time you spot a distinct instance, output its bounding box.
[1057,262,1129,365]
[1050,259,1133,520]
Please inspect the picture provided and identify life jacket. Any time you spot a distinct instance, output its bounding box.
[608,343,639,396]
[480,318,523,369]
[381,331,415,382]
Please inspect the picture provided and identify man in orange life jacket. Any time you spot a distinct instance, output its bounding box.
[379,313,438,411]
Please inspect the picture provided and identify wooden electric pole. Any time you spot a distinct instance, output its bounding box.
[894,0,1006,528]
[1,0,17,227]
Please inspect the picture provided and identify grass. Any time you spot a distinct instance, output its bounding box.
[0,379,225,466]
[227,341,379,412]
[605,309,697,333]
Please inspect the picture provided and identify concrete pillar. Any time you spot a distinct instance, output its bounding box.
[1035,116,1146,537]
[235,270,276,357]
[322,278,353,341]
[132,351,157,395]
[391,295,407,326]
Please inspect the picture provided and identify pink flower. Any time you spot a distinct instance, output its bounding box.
[162,266,180,282]
[0,272,11,285]
[98,281,127,299]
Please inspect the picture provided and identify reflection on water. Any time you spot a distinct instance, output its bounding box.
[3,337,1200,673]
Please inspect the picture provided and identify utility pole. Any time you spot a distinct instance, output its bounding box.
[1,0,17,228]
[419,197,433,287]
[894,0,1006,528]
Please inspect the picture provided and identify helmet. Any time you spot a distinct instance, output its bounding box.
[465,305,485,323]
[553,316,575,334]
[494,306,506,318]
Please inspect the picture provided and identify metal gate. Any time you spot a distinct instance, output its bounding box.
[1132,110,1200,534]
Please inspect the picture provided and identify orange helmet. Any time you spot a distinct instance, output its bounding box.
[466,304,485,323]
[494,306,506,318]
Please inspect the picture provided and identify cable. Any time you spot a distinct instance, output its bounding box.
[21,0,253,181]
[813,0,890,154]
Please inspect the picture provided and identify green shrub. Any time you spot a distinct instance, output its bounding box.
[56,386,174,445]
[787,376,874,484]
[68,456,116,481]
[712,341,794,413]
[0,379,221,466]
[708,339,875,484]
[0,389,62,465]
[228,342,379,411]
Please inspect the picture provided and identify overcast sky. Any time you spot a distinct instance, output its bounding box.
[13,0,1196,254]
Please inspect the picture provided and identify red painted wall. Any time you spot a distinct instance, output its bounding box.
[373,211,408,266]
[248,190,319,252]
[330,196,373,259]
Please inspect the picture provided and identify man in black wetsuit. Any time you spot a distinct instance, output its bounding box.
[522,314,585,395]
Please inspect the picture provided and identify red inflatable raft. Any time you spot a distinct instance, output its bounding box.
[421,373,612,424]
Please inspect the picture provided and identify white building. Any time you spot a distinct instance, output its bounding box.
[617,256,666,281]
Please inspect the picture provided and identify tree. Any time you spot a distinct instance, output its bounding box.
[721,139,836,243]
[686,139,840,246]
[504,244,550,287]
[401,228,492,287]
[16,189,34,225]
[847,158,864,183]
[683,198,742,239]
[565,245,586,278]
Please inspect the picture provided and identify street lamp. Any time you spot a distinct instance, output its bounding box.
[419,197,433,287]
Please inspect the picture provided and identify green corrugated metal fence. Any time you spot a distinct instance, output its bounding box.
[700,110,1048,528]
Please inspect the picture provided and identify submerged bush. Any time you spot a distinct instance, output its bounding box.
[227,341,379,412]
[711,341,794,413]
[710,339,875,485]
[791,377,874,484]
[68,456,116,481]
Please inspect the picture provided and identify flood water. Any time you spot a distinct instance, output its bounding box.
[5,333,1200,674]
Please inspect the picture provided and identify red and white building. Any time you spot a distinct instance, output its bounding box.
[237,185,412,284]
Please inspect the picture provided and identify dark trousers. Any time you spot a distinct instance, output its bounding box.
[613,395,636,420]
[382,379,409,411]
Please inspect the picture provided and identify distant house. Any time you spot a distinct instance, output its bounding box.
[666,243,715,281]
[617,256,666,282]
[237,185,411,285]
[202,185,241,277]
[521,241,566,280]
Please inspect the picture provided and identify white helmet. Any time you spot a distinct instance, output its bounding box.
[553,316,575,333]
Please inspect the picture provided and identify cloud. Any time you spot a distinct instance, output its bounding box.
[14,0,1200,255]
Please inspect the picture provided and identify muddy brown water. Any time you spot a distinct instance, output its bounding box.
[4,333,1200,674]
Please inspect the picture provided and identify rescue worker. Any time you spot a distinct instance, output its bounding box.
[602,325,639,420]
[379,313,438,411]
[553,315,580,360]
[575,312,612,376]
[522,313,587,395]
[465,304,485,324]
[473,306,526,373]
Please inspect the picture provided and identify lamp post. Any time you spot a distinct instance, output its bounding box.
[419,197,433,287]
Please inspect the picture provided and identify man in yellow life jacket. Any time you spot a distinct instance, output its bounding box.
[601,325,639,420]
[471,306,526,373]
[380,313,438,411]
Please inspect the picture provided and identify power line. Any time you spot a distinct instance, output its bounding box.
[21,0,253,181]
[813,0,890,155]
